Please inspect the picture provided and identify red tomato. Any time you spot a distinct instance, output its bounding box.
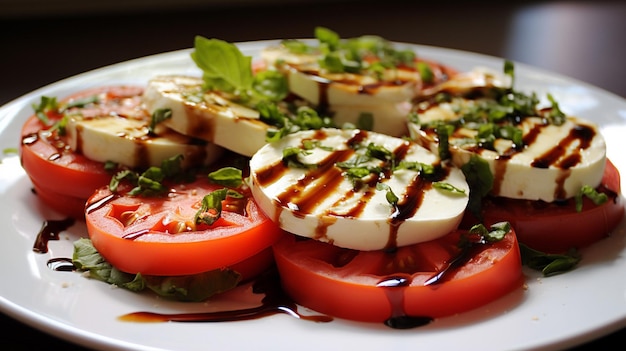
[465,159,625,253]
[229,246,275,282]
[19,86,145,218]
[85,177,284,276]
[272,228,523,323]
[31,179,87,219]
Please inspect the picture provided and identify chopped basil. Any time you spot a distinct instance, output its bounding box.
[365,142,393,161]
[64,95,98,110]
[258,102,335,143]
[282,146,318,169]
[149,108,172,134]
[468,221,510,243]
[435,123,454,160]
[417,61,434,83]
[546,93,566,126]
[129,166,168,196]
[108,154,189,196]
[282,27,419,77]
[344,166,374,179]
[103,160,118,172]
[575,185,608,212]
[461,155,494,221]
[503,59,515,87]
[433,181,466,196]
[336,154,382,181]
[394,160,435,175]
[31,93,100,136]
[32,95,58,125]
[208,167,243,188]
[195,187,243,226]
[408,111,420,125]
[376,182,399,206]
[195,188,227,226]
[319,52,347,73]
[281,39,313,54]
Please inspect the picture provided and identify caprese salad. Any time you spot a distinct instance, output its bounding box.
[18,27,624,327]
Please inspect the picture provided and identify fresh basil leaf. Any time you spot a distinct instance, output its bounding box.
[191,36,253,97]
[144,269,241,302]
[519,243,581,276]
[461,155,494,221]
[208,167,243,188]
[72,238,240,301]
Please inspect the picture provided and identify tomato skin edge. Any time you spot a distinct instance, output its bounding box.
[30,179,87,220]
[272,229,523,323]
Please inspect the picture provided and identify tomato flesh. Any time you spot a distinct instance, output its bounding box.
[85,177,284,276]
[272,228,523,323]
[464,159,625,253]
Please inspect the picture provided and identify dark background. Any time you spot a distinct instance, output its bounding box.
[1,0,625,350]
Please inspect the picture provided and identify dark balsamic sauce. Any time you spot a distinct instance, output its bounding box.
[377,275,433,329]
[32,217,75,253]
[47,257,76,272]
[118,269,333,324]
[33,215,494,330]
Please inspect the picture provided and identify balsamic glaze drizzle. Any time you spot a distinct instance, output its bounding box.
[32,217,75,253]
[36,215,502,330]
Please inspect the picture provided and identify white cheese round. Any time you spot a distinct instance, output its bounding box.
[249,128,469,251]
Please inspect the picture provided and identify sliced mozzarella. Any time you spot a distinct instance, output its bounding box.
[249,128,469,251]
[261,45,422,106]
[261,45,419,135]
[142,75,270,157]
[408,98,606,202]
[419,66,512,98]
[65,114,223,169]
[283,64,421,106]
[328,101,412,137]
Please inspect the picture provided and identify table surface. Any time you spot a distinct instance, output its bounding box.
[1,1,625,350]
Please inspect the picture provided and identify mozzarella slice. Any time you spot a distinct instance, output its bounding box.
[261,45,420,136]
[408,98,606,202]
[249,128,469,251]
[328,101,412,137]
[142,75,271,157]
[419,66,512,98]
[262,45,421,106]
[65,113,223,169]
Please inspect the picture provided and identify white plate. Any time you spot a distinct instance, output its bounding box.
[1,40,625,351]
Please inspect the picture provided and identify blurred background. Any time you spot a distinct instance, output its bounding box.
[1,0,625,106]
[1,0,625,349]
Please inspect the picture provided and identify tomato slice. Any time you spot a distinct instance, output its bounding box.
[272,228,523,323]
[465,159,625,253]
[20,86,145,206]
[30,179,87,219]
[85,177,284,276]
[230,246,275,282]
